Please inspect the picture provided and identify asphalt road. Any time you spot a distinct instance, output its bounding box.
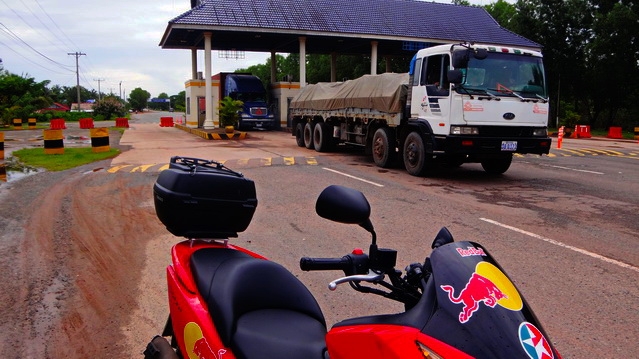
[1,112,637,358]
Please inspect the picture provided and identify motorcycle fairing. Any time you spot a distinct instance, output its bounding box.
[326,324,473,359]
[426,241,559,358]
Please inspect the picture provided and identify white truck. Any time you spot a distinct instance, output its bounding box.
[290,43,552,175]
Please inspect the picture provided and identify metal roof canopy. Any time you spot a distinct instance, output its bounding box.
[159,0,541,55]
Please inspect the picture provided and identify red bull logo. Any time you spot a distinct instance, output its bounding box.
[456,246,486,257]
[518,322,554,359]
[184,322,227,359]
[440,261,523,323]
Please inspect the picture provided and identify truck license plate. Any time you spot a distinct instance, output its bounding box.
[501,141,517,151]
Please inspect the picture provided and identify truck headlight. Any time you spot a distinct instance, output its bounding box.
[451,126,479,135]
[532,128,547,136]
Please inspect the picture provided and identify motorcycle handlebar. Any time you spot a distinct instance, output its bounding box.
[300,256,351,271]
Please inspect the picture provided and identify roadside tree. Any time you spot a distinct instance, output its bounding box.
[128,87,151,112]
[0,70,52,125]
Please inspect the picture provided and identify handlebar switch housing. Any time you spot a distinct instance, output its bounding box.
[369,245,397,272]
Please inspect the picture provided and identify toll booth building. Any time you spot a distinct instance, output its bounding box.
[159,0,539,130]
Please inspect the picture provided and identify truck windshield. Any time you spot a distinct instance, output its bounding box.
[461,52,546,98]
[232,92,266,102]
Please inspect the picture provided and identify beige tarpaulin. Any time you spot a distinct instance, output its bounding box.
[290,73,409,114]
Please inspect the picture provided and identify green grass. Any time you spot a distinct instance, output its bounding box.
[12,147,120,171]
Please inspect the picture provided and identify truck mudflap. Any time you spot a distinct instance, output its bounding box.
[436,135,552,156]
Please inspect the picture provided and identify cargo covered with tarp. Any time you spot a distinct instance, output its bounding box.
[290,73,409,114]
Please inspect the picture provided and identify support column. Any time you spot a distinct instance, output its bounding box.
[299,36,306,87]
[191,48,198,80]
[271,51,277,83]
[330,52,337,82]
[203,32,214,129]
[385,55,391,73]
[370,40,378,75]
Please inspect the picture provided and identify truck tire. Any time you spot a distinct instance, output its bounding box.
[303,122,314,149]
[403,131,429,176]
[372,127,397,168]
[481,154,513,174]
[295,122,305,147]
[313,122,332,152]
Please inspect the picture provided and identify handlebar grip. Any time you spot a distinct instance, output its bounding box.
[300,256,351,271]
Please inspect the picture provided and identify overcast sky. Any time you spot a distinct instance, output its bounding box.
[1,0,494,99]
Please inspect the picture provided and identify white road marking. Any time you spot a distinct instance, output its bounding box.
[539,164,604,175]
[480,218,639,273]
[322,167,384,187]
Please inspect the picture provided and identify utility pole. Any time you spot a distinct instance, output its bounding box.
[94,78,105,100]
[68,52,86,111]
[119,81,123,100]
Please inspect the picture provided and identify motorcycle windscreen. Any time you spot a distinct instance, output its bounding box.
[423,241,559,359]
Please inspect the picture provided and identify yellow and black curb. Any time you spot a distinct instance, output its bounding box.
[90,127,110,153]
[174,123,248,140]
[43,129,64,155]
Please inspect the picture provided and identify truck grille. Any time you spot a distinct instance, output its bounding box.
[250,107,268,116]
[479,126,535,137]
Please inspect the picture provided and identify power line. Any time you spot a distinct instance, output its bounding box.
[0,38,71,75]
[0,22,73,71]
[16,0,69,54]
[33,0,79,50]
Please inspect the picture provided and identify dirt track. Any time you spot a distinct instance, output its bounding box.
[0,132,172,358]
[0,116,314,358]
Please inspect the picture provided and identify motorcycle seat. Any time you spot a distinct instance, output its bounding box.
[191,248,327,359]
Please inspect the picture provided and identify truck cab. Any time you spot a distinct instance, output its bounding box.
[224,74,275,130]
[405,44,551,173]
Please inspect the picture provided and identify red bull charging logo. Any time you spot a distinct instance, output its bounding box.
[440,261,523,323]
[184,322,227,359]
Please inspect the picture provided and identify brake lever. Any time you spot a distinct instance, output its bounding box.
[328,270,384,291]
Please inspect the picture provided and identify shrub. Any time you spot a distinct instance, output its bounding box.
[93,97,126,121]
[218,96,243,127]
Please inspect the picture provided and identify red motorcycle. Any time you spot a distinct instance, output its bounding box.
[145,156,561,359]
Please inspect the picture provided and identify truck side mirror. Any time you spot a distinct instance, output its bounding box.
[452,50,469,68]
[447,70,463,84]
[474,48,488,60]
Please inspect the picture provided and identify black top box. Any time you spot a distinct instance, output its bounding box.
[153,157,258,239]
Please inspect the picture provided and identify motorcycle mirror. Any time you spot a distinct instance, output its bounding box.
[431,226,454,249]
[316,185,372,226]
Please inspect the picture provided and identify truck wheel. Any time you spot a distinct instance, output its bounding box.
[303,122,314,149]
[481,154,513,175]
[403,131,429,176]
[295,123,305,147]
[372,127,397,168]
[313,122,332,152]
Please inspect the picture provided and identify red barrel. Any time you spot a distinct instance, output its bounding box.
[115,117,129,128]
[50,118,67,130]
[607,126,623,139]
[160,117,174,127]
[79,118,94,129]
[575,125,591,138]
